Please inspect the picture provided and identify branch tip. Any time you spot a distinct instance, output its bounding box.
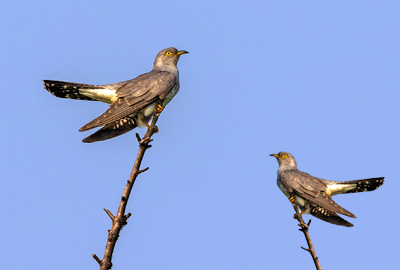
[104,209,115,221]
[137,167,149,174]
[92,254,102,266]
[135,133,142,142]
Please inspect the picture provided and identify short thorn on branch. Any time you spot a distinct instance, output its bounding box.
[92,254,102,266]
[104,208,115,221]
[135,133,142,143]
[135,133,153,146]
[298,222,308,230]
[140,137,153,146]
[120,213,132,227]
[137,167,149,175]
[301,246,311,252]
[298,219,312,231]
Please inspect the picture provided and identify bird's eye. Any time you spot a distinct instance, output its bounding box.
[282,154,288,159]
[165,51,172,56]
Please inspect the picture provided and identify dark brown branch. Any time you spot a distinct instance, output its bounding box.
[290,194,322,270]
[94,103,163,270]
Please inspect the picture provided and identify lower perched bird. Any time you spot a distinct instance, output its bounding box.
[270,152,384,227]
[43,47,188,143]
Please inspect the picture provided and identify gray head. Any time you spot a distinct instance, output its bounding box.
[270,151,297,170]
[153,47,189,71]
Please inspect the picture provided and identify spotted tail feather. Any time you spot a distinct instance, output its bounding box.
[340,177,384,194]
[43,80,105,101]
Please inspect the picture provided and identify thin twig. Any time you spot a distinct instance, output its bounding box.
[290,194,322,270]
[93,102,163,270]
[103,209,115,221]
[92,254,102,266]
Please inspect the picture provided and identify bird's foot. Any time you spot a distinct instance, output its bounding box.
[289,196,296,204]
[154,104,164,115]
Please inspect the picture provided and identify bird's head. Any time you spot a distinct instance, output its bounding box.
[153,47,189,70]
[270,151,297,169]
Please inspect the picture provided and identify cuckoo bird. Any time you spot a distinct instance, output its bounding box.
[44,47,188,143]
[270,152,384,227]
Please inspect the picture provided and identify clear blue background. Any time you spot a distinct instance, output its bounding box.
[1,1,399,269]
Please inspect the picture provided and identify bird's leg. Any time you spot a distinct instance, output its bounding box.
[145,121,159,133]
[293,209,305,219]
[289,196,304,219]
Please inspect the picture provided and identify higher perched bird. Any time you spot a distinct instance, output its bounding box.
[270,152,384,227]
[43,47,188,143]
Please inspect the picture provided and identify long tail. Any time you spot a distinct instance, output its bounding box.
[82,117,137,143]
[310,205,353,227]
[340,177,384,194]
[43,80,106,101]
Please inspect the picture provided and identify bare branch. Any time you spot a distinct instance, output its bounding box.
[289,194,322,270]
[94,101,163,270]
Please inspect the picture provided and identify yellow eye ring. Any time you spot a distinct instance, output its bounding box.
[165,51,172,56]
[282,154,288,159]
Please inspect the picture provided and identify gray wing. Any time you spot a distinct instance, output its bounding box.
[280,170,355,217]
[79,71,177,131]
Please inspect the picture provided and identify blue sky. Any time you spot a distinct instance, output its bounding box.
[1,1,399,269]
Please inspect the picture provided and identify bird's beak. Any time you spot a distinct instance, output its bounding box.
[175,50,189,56]
[270,154,279,158]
